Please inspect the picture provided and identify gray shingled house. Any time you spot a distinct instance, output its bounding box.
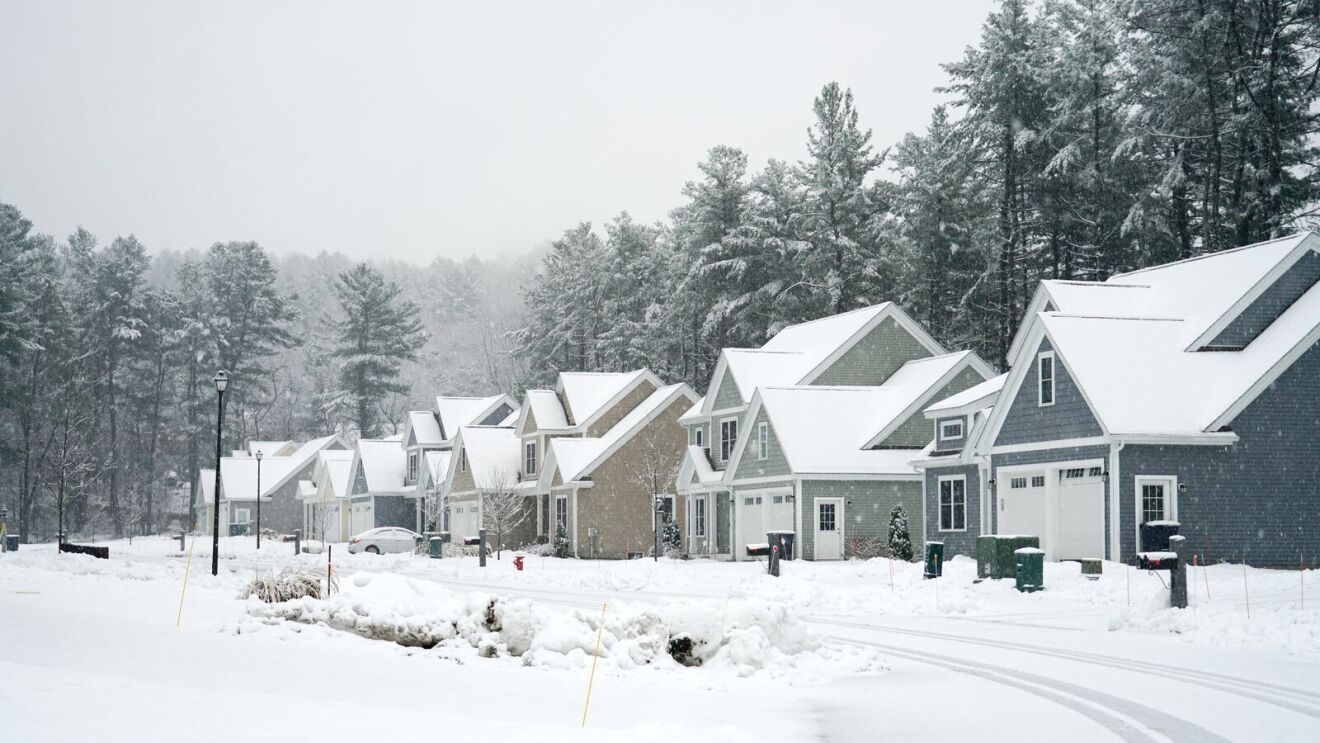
[948,232,1320,567]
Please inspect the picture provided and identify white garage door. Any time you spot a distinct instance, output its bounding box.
[449,501,480,543]
[1056,467,1105,561]
[350,499,373,537]
[998,472,1047,546]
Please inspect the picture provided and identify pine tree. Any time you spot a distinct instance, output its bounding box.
[328,263,426,438]
[888,503,914,561]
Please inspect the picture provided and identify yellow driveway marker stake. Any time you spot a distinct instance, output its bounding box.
[581,602,607,728]
[176,536,197,628]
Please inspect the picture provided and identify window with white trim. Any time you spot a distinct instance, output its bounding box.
[1137,476,1177,525]
[720,418,738,461]
[554,496,567,532]
[692,495,706,537]
[1038,351,1055,406]
[939,419,964,440]
[939,476,966,531]
[407,453,418,484]
[653,494,673,530]
[459,449,468,473]
[694,427,704,447]
[524,441,537,475]
[757,422,769,460]
[234,508,250,524]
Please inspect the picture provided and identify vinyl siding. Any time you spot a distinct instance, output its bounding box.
[881,366,988,447]
[711,368,744,411]
[923,464,980,557]
[810,316,934,386]
[1117,342,1320,566]
[1210,250,1320,348]
[799,480,922,561]
[995,338,1104,446]
[732,409,790,481]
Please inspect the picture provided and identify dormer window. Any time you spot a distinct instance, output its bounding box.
[1038,351,1055,407]
[407,453,418,484]
[939,419,964,441]
[525,441,537,475]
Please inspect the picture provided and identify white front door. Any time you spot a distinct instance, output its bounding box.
[814,498,844,560]
[1056,469,1105,560]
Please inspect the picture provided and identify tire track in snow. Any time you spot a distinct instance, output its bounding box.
[808,617,1320,718]
[828,636,1231,743]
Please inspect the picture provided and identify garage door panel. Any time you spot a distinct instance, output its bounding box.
[1057,475,1104,561]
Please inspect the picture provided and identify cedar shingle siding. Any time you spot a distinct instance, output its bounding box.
[882,366,987,447]
[799,480,922,559]
[711,369,743,411]
[810,317,934,386]
[996,338,1104,446]
[923,464,980,557]
[733,409,790,481]
[587,380,656,437]
[1210,251,1320,348]
[570,397,690,559]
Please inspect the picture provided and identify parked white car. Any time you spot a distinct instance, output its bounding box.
[347,527,419,555]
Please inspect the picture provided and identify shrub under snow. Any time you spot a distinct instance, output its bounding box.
[242,568,335,603]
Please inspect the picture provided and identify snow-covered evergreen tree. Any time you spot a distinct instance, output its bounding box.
[887,504,913,561]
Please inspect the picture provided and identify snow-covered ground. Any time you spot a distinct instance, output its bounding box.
[2,536,1319,741]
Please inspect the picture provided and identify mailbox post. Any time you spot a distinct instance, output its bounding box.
[1169,535,1188,609]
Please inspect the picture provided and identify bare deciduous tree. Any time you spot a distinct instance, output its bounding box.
[626,425,683,559]
[479,466,527,560]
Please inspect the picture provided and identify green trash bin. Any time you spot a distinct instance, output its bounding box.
[429,536,444,559]
[923,541,944,579]
[1014,547,1044,593]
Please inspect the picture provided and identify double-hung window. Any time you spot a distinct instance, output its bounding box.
[939,476,966,531]
[757,422,769,460]
[1038,351,1056,406]
[524,441,537,475]
[939,419,964,441]
[459,449,468,473]
[407,453,418,484]
[720,418,738,461]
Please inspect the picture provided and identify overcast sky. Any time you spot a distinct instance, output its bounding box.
[1,1,992,263]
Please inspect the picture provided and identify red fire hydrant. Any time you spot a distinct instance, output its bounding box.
[513,555,525,571]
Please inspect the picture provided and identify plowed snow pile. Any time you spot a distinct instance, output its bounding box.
[244,572,882,679]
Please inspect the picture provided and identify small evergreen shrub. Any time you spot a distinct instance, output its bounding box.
[887,504,914,561]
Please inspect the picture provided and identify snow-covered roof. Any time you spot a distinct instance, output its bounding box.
[1013,233,1320,436]
[523,389,570,431]
[761,303,892,356]
[925,373,1007,417]
[746,386,925,476]
[454,426,520,490]
[435,394,515,439]
[316,449,355,500]
[247,440,295,457]
[355,438,407,494]
[719,349,817,405]
[419,450,452,492]
[678,397,705,424]
[406,411,444,447]
[546,383,699,484]
[684,444,721,485]
[217,434,345,501]
[557,370,656,426]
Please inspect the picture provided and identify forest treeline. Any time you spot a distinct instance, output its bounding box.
[517,0,1320,386]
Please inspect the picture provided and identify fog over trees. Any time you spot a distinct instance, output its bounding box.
[1,0,1317,543]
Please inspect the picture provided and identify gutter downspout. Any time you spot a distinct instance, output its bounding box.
[1109,440,1125,562]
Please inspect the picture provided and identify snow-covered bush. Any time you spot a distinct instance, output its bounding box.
[242,568,334,603]
[847,536,887,560]
[661,520,681,557]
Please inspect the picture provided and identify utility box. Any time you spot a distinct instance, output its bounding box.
[1014,547,1044,592]
[978,535,1041,579]
[924,541,944,579]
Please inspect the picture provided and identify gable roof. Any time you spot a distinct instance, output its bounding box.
[217,434,347,501]
[541,383,699,485]
[733,386,924,477]
[247,440,295,457]
[925,373,1007,418]
[353,438,407,494]
[434,394,517,439]
[557,369,660,427]
[861,351,995,447]
[404,411,444,447]
[449,426,520,490]
[419,450,452,492]
[990,232,1320,441]
[517,388,571,434]
[699,303,949,417]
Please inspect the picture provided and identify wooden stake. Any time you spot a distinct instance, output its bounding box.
[176,536,196,628]
[327,545,334,597]
[887,547,895,594]
[581,602,607,728]
[1301,552,1305,611]
[1125,563,1130,607]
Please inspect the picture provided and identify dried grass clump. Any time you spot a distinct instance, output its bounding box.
[242,568,336,603]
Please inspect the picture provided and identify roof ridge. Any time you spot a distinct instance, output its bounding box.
[1045,313,1185,322]
[1111,232,1310,278]
[1046,279,1152,288]
[770,302,890,332]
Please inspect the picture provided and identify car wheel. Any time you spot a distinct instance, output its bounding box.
[365,545,380,554]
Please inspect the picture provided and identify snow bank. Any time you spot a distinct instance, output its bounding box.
[244,572,882,679]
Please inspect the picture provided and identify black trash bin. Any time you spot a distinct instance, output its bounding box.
[1140,521,1180,552]
[4,534,19,552]
[767,531,795,561]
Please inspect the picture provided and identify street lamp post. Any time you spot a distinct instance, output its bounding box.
[255,450,263,550]
[211,371,228,576]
